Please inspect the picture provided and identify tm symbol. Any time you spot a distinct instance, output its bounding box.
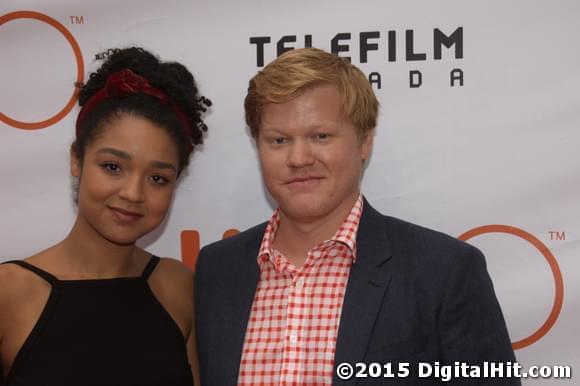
[69,16,84,25]
[549,231,566,241]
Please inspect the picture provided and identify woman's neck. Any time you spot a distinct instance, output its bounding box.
[54,216,146,279]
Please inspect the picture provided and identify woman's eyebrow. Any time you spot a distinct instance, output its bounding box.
[149,160,177,173]
[96,147,131,159]
[96,147,177,173]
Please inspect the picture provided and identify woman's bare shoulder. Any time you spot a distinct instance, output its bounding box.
[0,251,54,297]
[0,255,46,293]
[0,262,28,297]
[153,257,194,291]
[0,256,52,327]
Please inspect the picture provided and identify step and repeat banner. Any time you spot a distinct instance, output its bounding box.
[1,0,578,383]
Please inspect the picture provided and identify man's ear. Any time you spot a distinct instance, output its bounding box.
[70,143,81,178]
[360,129,375,162]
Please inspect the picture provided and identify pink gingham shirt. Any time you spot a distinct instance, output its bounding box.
[237,195,363,385]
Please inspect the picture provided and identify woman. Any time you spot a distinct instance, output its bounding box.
[0,47,210,386]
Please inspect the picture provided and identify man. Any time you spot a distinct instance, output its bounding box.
[195,48,518,385]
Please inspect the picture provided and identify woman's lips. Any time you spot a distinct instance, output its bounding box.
[109,207,143,223]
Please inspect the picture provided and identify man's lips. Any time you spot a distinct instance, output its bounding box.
[109,206,144,223]
[285,176,323,185]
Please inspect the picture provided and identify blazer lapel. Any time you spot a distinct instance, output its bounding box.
[220,225,263,385]
[334,199,393,384]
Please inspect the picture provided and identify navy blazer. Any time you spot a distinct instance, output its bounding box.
[195,199,519,385]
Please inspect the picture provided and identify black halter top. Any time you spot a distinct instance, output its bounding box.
[1,256,193,386]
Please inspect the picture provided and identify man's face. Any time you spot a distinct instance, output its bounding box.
[257,84,373,224]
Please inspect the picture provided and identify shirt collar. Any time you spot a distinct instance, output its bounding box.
[257,194,364,264]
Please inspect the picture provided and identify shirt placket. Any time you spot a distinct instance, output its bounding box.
[279,249,318,385]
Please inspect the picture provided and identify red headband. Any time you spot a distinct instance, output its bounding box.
[76,69,193,151]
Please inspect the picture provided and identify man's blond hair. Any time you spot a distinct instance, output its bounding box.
[244,48,379,139]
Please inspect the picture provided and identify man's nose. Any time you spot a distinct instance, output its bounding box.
[286,139,315,168]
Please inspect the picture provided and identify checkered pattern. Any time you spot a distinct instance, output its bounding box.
[238,195,363,385]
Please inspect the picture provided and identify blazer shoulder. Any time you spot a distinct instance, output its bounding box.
[196,222,267,268]
[381,214,483,264]
[383,215,459,244]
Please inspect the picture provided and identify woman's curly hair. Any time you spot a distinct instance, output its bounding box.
[75,47,211,172]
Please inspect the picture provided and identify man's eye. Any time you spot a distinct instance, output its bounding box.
[101,163,121,173]
[315,133,329,140]
[273,137,287,145]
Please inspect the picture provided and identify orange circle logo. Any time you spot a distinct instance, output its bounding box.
[0,10,84,130]
[458,225,564,350]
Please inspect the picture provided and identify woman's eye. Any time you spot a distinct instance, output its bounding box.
[101,163,121,174]
[151,175,170,185]
[315,133,329,140]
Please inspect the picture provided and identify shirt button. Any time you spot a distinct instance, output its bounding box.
[296,277,305,289]
[289,334,298,344]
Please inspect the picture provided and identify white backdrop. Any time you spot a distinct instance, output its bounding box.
[1,0,578,383]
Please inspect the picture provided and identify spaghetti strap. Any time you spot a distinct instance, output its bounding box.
[141,255,160,279]
[2,260,58,285]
